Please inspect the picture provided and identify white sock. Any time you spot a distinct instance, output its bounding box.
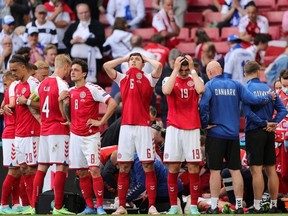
[211,197,219,209]
[270,199,277,208]
[236,198,243,209]
[254,199,261,210]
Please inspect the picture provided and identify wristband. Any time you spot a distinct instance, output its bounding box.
[26,98,32,106]
[191,69,197,75]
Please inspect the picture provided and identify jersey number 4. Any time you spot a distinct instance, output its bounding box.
[42,96,50,118]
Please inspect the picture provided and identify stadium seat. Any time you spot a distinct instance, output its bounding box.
[132,28,155,41]
[253,0,276,12]
[268,26,281,40]
[176,42,196,56]
[213,41,230,55]
[276,0,288,11]
[188,0,213,12]
[220,27,239,41]
[184,12,203,28]
[204,12,222,26]
[178,28,190,42]
[263,45,285,67]
[264,11,285,26]
[191,27,220,41]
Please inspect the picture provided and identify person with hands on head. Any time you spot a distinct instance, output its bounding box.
[199,60,276,214]
[242,61,286,213]
[162,54,205,215]
[103,53,162,215]
[60,59,117,215]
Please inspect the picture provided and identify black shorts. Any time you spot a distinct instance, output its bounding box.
[245,128,276,166]
[205,136,241,170]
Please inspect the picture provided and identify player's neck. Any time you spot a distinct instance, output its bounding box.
[75,79,86,88]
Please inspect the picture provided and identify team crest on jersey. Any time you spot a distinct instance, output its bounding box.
[136,73,142,80]
[164,153,169,159]
[80,91,86,98]
[187,81,194,87]
[21,87,27,94]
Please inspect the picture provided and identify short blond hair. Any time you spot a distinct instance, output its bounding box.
[34,60,49,70]
[55,54,72,69]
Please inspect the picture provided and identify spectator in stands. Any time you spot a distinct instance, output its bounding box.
[246,33,271,65]
[217,0,251,31]
[265,47,288,86]
[224,34,253,84]
[144,33,170,67]
[44,44,57,75]
[194,29,211,61]
[201,42,223,83]
[0,15,23,54]
[24,26,44,64]
[238,1,269,42]
[121,35,156,74]
[103,17,133,60]
[155,48,181,127]
[44,0,74,54]
[281,11,288,41]
[2,0,30,27]
[66,0,105,21]
[106,0,145,30]
[25,4,58,48]
[274,78,282,93]
[0,36,13,70]
[34,60,49,82]
[63,3,105,83]
[152,0,180,49]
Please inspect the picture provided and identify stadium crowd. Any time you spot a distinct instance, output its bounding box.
[0,0,288,215]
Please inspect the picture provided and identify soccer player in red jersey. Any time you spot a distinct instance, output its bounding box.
[162,55,205,214]
[61,59,117,215]
[9,54,40,208]
[22,54,75,215]
[104,53,162,215]
[0,71,25,214]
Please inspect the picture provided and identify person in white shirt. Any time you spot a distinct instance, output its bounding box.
[0,15,23,54]
[24,4,58,48]
[239,1,269,42]
[106,0,145,30]
[224,34,253,84]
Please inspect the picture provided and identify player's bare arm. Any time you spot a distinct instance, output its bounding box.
[86,97,117,128]
[17,95,40,109]
[162,56,183,95]
[103,56,129,79]
[142,55,162,78]
[186,55,205,94]
[58,90,71,122]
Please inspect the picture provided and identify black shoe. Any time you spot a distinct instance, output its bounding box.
[246,207,263,214]
[206,207,219,214]
[268,207,282,213]
[234,208,244,214]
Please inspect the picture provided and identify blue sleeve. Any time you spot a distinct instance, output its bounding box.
[273,95,287,123]
[239,84,272,105]
[242,103,267,127]
[126,160,146,202]
[223,72,232,79]
[199,84,213,129]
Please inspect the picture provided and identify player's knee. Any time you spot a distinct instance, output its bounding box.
[78,169,89,178]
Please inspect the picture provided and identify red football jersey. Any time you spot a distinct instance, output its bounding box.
[2,81,17,139]
[144,43,170,67]
[165,76,201,130]
[114,67,158,126]
[275,90,288,142]
[69,82,111,136]
[37,76,70,135]
[14,76,40,137]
